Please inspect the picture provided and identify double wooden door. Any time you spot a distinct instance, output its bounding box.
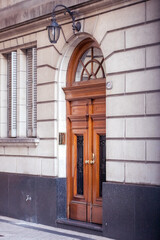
[66,89,106,224]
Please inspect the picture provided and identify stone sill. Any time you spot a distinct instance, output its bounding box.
[0,138,40,147]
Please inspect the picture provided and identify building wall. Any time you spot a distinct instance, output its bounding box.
[0,0,160,239]
[1,0,159,183]
[0,0,24,9]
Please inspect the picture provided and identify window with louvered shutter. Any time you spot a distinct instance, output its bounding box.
[26,48,37,137]
[7,52,17,137]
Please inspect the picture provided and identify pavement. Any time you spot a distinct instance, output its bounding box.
[0,216,114,240]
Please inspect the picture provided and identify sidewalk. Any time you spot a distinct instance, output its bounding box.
[0,216,114,240]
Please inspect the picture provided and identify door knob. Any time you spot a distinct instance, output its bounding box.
[90,160,95,165]
[85,160,89,164]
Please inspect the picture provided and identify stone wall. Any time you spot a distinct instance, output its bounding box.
[0,0,160,183]
[0,0,24,9]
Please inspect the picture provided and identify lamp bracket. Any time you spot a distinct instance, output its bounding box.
[51,4,81,33]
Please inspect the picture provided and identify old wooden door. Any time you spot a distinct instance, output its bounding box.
[64,39,106,224]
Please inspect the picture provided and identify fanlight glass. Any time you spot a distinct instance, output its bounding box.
[75,47,105,82]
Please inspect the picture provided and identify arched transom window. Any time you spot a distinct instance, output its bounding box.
[67,38,105,87]
[75,46,105,82]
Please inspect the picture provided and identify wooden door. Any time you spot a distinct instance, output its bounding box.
[64,80,106,224]
[68,97,106,224]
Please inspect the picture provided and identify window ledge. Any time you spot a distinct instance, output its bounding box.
[0,138,40,147]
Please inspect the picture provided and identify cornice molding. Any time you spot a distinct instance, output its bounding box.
[63,79,106,101]
[0,0,145,31]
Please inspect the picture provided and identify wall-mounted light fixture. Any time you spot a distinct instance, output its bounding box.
[47,4,81,44]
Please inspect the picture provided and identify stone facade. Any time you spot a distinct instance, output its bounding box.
[0,0,160,239]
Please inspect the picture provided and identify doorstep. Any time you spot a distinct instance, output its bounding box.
[56,218,103,236]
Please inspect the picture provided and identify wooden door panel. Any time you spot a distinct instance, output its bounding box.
[69,123,90,221]
[71,99,89,115]
[91,205,102,224]
[93,98,106,115]
[71,129,88,201]
[93,130,101,204]
[70,202,87,221]
[92,127,106,224]
[72,105,88,115]
[71,121,88,129]
[92,119,106,129]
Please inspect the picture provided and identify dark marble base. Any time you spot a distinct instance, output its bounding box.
[1,173,160,239]
[0,172,66,226]
[102,182,160,240]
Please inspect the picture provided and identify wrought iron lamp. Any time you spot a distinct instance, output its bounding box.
[47,4,81,44]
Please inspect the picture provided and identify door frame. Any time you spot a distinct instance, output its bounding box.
[63,38,106,220]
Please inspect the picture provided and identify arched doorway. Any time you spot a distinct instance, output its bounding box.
[63,38,106,224]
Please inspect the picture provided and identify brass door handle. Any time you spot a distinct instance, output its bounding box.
[90,153,95,164]
[85,160,89,164]
[85,154,95,164]
[90,160,95,165]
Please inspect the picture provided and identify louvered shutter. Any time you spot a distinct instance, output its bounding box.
[26,48,37,137]
[7,52,17,137]
[7,54,11,136]
[27,48,32,137]
[32,48,37,137]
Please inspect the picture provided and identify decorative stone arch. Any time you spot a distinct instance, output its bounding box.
[56,32,107,224]
[56,33,107,178]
